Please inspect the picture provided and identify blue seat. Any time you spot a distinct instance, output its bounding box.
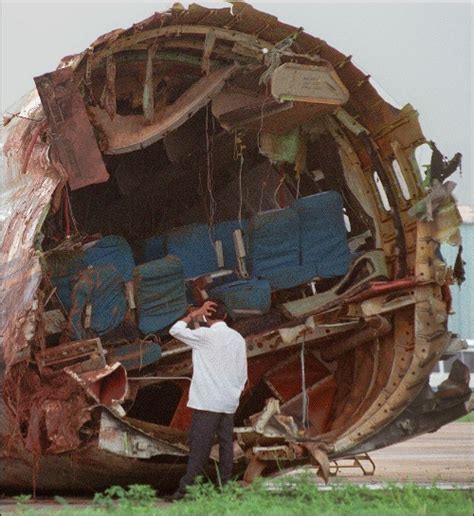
[68,264,127,339]
[51,235,135,311]
[292,191,352,278]
[83,236,135,281]
[247,208,315,290]
[140,234,166,264]
[166,223,219,279]
[134,256,187,334]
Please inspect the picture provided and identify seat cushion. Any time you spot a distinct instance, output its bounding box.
[292,191,352,278]
[210,279,271,319]
[134,256,187,334]
[69,264,127,339]
[263,264,316,291]
[166,223,218,279]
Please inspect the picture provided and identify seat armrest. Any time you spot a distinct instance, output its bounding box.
[233,229,249,278]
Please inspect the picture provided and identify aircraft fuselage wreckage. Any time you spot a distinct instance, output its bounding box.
[1,3,470,493]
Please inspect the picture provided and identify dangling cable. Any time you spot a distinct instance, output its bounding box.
[300,334,309,432]
[257,95,272,156]
[205,104,217,242]
[62,186,80,238]
[273,170,287,208]
[233,132,245,227]
[258,178,266,214]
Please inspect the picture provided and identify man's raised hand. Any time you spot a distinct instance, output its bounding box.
[196,301,217,318]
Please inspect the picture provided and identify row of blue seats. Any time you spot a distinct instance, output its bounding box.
[141,190,352,288]
[50,237,187,338]
[51,191,352,337]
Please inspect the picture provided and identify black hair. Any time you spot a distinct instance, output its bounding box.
[207,299,227,321]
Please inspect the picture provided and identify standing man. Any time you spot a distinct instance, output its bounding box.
[168,299,248,499]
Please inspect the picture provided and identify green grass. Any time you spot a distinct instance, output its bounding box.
[13,476,473,516]
[457,412,474,422]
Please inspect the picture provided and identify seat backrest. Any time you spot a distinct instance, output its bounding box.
[83,235,135,281]
[166,223,219,279]
[50,235,135,311]
[248,207,300,277]
[134,256,187,334]
[292,191,351,278]
[139,234,166,264]
[69,264,127,339]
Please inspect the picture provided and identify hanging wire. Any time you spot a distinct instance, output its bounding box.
[300,334,309,432]
[273,172,287,208]
[352,57,404,109]
[205,105,216,223]
[257,95,273,155]
[258,161,272,213]
[238,147,244,226]
[233,132,245,227]
[205,104,217,243]
[62,186,80,237]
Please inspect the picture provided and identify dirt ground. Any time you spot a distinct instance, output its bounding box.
[0,422,472,512]
[326,422,474,485]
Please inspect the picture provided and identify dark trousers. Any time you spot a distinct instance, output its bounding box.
[178,409,234,495]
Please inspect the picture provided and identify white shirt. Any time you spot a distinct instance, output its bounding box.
[169,320,248,414]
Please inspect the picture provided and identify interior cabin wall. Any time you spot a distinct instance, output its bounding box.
[67,110,270,245]
[64,122,375,258]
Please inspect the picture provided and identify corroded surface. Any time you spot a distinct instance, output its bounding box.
[0,2,469,493]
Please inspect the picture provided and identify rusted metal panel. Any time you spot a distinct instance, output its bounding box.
[35,338,106,375]
[34,67,110,190]
[264,352,330,402]
[169,381,192,431]
[90,64,237,154]
[281,376,338,435]
[99,55,117,120]
[1,94,61,367]
[65,362,128,406]
[0,257,42,365]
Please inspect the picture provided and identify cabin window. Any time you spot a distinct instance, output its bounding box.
[391,159,411,200]
[373,171,391,211]
[415,143,433,184]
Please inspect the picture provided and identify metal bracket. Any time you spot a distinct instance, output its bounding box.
[329,452,376,476]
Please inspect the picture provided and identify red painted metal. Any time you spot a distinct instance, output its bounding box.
[34,67,109,190]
